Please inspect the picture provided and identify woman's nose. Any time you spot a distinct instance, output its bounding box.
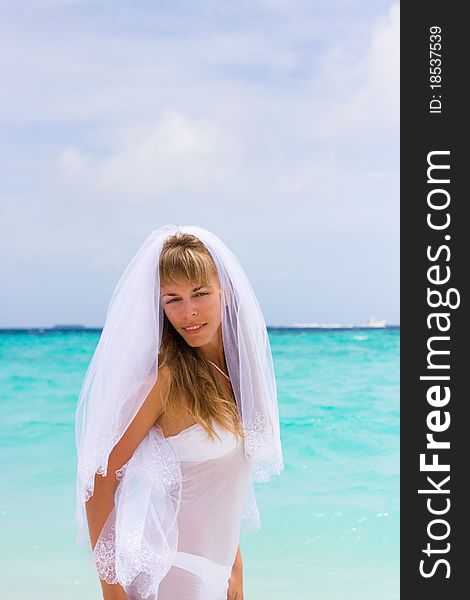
[182,299,198,318]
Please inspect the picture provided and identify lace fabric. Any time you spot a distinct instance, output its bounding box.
[90,423,258,598]
[90,427,182,598]
[75,225,284,595]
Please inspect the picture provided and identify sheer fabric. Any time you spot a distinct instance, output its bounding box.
[75,225,284,597]
[94,421,251,599]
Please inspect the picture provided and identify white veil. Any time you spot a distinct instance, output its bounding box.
[75,224,283,597]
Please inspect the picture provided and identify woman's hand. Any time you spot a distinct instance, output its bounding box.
[226,564,244,600]
[102,583,130,600]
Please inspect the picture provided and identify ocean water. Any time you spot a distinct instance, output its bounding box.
[0,327,399,599]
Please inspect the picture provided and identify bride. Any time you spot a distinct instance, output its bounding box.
[75,225,283,600]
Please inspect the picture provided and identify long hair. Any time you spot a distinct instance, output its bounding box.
[158,232,244,441]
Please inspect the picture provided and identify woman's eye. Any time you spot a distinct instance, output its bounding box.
[166,292,208,304]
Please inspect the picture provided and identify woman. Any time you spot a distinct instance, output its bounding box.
[76,225,283,600]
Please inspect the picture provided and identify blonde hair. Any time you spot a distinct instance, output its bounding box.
[158,232,243,441]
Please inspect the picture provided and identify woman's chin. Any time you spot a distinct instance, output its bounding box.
[181,332,208,347]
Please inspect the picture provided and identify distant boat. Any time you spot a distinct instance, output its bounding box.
[362,317,388,328]
[286,317,388,329]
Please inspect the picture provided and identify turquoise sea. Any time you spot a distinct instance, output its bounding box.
[0,327,399,599]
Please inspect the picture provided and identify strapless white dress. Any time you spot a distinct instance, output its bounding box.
[145,420,252,600]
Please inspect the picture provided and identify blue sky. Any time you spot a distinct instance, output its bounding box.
[0,0,399,327]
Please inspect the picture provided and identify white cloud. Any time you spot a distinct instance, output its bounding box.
[49,4,399,217]
[57,146,90,178]
[317,3,399,136]
[1,1,400,326]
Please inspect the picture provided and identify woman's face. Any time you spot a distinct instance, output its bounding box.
[160,274,222,348]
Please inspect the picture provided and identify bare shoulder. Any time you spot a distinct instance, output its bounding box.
[157,364,172,387]
[149,364,172,406]
[102,365,173,487]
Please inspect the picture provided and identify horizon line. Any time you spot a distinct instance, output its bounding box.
[0,323,401,331]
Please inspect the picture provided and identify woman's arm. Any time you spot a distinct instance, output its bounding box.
[227,545,244,600]
[232,545,243,572]
[85,366,170,599]
[86,483,128,600]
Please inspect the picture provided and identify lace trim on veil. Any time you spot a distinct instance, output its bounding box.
[88,429,182,599]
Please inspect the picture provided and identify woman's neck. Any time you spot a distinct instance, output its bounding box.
[196,326,227,370]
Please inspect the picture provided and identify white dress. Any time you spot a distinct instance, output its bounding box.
[124,419,252,600]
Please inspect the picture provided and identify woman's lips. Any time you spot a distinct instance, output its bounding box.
[182,323,207,334]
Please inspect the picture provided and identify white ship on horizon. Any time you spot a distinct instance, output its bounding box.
[362,316,388,328]
[289,316,388,329]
